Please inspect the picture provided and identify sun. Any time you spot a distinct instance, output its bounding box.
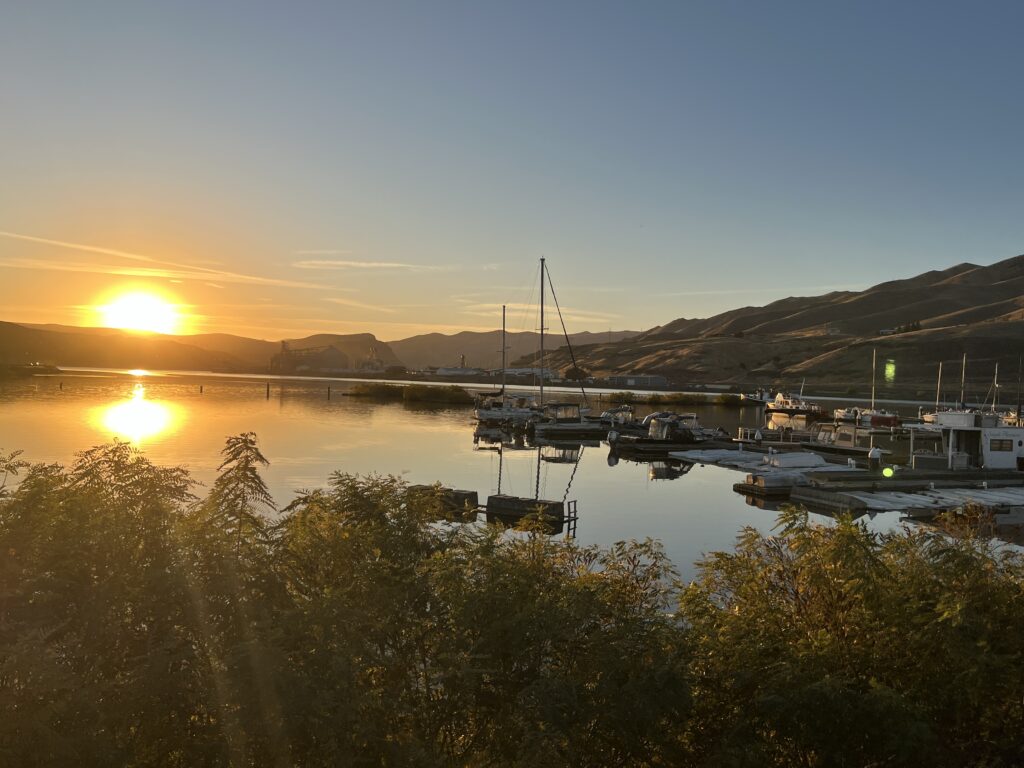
[97,291,183,334]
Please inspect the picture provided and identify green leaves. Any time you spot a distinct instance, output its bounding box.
[2,440,1024,766]
[678,505,1024,767]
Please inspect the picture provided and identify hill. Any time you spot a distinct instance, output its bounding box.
[523,253,1024,396]
[0,322,245,371]
[0,324,401,373]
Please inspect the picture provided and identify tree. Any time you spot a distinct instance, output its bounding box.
[676,507,1024,767]
[563,365,589,381]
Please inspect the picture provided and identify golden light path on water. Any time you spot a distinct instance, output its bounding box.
[92,381,183,443]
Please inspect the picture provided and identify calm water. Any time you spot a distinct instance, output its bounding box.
[0,371,906,579]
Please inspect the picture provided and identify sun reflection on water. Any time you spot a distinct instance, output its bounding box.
[93,383,182,443]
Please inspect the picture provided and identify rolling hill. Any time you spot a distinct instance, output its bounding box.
[2,324,401,373]
[522,253,1024,395]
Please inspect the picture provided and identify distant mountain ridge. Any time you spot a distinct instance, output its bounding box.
[388,330,639,370]
[3,324,400,372]
[1,323,633,373]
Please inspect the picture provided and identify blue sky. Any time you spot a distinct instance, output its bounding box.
[1,1,1021,340]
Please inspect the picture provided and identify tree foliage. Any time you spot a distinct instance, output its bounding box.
[1,439,1023,767]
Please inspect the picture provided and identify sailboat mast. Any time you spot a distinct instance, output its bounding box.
[959,353,967,407]
[934,361,943,412]
[871,348,877,411]
[501,304,507,397]
[993,362,999,410]
[539,257,545,406]
[1017,355,1022,427]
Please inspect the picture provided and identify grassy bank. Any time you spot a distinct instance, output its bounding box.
[348,382,474,405]
[605,390,745,407]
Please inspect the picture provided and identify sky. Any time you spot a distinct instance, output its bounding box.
[1,1,1022,341]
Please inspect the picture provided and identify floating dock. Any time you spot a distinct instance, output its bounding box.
[672,448,1024,521]
[484,494,578,536]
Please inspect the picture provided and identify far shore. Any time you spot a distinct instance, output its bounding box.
[15,365,998,410]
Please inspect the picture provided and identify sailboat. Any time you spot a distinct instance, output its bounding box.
[472,304,538,424]
[529,258,608,440]
[832,348,898,426]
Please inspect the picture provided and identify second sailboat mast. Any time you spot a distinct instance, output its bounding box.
[539,257,545,406]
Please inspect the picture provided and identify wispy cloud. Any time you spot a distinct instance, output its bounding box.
[293,258,448,272]
[0,257,326,289]
[324,297,397,314]
[0,230,159,263]
[460,301,619,324]
[0,230,325,289]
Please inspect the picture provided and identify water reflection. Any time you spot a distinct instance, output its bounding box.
[93,383,182,443]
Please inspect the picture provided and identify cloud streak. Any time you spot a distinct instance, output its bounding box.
[460,301,619,324]
[0,257,327,290]
[323,297,397,314]
[293,258,448,272]
[0,230,326,289]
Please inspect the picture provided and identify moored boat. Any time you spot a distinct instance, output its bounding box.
[833,407,899,427]
[608,414,708,457]
[531,402,608,439]
[766,391,825,419]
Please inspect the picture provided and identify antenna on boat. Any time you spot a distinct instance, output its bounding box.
[934,360,943,413]
[993,362,999,410]
[1017,355,1022,427]
[535,445,542,500]
[870,348,877,411]
[959,353,967,408]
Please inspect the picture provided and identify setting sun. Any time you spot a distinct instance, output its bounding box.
[97,291,183,334]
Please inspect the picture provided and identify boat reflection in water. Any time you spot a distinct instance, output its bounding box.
[607,452,695,482]
[93,383,183,444]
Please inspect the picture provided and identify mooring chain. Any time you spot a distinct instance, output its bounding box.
[563,446,584,503]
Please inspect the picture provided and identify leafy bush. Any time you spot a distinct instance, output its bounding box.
[678,507,1024,767]
[402,383,473,404]
[2,440,1023,767]
[347,382,405,399]
[0,438,685,766]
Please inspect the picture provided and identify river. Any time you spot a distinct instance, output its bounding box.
[0,369,909,579]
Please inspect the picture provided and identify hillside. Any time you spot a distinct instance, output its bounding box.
[0,324,401,373]
[525,253,1024,395]
[388,330,638,370]
[0,322,244,371]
